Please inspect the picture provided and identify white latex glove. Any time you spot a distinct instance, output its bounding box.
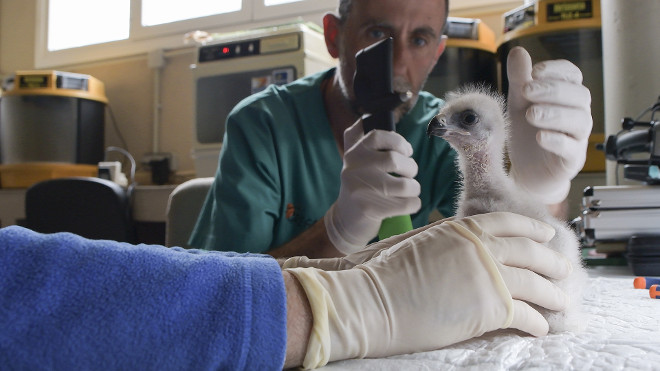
[506,46,593,204]
[324,119,421,254]
[284,217,454,270]
[287,212,571,368]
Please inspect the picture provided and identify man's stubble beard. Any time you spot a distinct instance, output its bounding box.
[336,57,426,124]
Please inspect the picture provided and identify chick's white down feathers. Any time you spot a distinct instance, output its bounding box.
[428,85,587,333]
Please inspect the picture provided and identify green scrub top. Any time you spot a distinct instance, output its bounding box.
[189,68,459,253]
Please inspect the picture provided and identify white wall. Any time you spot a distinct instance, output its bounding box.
[0,0,37,78]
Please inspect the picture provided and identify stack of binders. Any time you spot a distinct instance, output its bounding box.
[580,185,660,274]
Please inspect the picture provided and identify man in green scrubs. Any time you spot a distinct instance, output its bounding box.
[190,0,592,258]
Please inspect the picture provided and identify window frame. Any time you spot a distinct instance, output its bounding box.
[253,0,331,19]
[35,0,335,68]
[129,0,253,40]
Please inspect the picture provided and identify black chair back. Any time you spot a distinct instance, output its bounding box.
[25,177,135,242]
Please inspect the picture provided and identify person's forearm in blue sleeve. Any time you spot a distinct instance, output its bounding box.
[0,226,287,370]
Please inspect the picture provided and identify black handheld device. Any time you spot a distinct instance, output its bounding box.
[353,37,410,133]
[352,37,414,239]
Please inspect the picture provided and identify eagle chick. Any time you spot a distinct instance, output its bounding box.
[428,85,587,333]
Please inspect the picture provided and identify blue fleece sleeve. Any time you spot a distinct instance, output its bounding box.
[0,226,287,370]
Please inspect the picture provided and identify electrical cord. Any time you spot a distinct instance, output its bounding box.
[106,104,129,152]
[104,146,137,206]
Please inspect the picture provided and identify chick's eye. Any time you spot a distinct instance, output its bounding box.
[460,110,479,126]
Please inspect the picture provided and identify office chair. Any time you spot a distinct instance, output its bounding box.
[25,176,135,242]
[165,177,214,248]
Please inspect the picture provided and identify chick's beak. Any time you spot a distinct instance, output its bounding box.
[427,115,447,138]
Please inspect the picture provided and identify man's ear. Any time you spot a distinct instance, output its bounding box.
[323,13,341,58]
[426,35,447,75]
[435,35,448,61]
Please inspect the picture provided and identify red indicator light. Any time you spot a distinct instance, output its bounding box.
[222,47,230,54]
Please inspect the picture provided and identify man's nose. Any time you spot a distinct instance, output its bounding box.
[391,38,410,77]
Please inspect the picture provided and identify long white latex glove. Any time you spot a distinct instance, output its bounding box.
[284,216,454,270]
[287,212,571,368]
[507,46,593,205]
[324,119,421,254]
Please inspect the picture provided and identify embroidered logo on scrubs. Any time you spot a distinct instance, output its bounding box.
[286,203,315,229]
[286,203,295,219]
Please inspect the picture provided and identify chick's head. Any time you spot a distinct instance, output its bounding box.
[427,86,508,155]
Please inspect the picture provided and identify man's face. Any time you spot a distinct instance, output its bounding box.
[335,0,447,120]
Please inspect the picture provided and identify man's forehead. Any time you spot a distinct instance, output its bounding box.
[349,0,447,14]
[348,0,446,32]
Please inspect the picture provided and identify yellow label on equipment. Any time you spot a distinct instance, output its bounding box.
[19,75,49,88]
[547,0,593,22]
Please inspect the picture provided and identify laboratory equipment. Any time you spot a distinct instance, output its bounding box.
[0,70,107,165]
[425,17,497,97]
[575,96,660,273]
[0,70,108,188]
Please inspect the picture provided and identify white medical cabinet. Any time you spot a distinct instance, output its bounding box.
[191,23,336,177]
